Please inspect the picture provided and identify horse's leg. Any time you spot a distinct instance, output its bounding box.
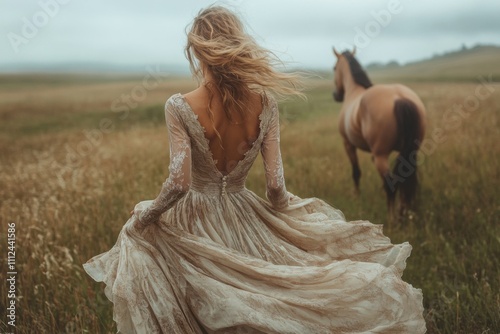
[343,139,361,193]
[373,154,397,221]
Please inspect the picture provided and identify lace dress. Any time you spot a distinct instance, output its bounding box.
[83,93,426,334]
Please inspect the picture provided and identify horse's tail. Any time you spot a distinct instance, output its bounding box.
[392,98,421,207]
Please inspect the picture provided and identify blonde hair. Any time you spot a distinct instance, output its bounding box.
[185,5,304,126]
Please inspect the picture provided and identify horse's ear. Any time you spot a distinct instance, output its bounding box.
[333,47,341,58]
[352,46,357,56]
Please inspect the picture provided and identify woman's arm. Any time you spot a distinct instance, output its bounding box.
[261,98,290,210]
[135,98,192,227]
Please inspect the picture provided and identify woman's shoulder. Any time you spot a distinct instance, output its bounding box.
[172,87,210,116]
[164,91,198,117]
[165,92,184,109]
[163,93,192,127]
[261,92,278,118]
[182,86,206,100]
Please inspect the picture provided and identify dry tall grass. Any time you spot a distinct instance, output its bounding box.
[0,75,498,333]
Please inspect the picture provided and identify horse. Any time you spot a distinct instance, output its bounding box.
[332,47,426,218]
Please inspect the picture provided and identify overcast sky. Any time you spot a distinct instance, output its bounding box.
[1,0,499,71]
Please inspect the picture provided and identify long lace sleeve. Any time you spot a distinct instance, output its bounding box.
[136,98,191,227]
[261,98,289,210]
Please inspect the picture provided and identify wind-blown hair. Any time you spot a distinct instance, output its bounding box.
[185,5,304,124]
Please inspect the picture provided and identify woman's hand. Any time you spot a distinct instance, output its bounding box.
[126,208,148,234]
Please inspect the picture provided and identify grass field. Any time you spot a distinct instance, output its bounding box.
[0,73,499,333]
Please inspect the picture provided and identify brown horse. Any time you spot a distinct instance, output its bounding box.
[332,48,426,217]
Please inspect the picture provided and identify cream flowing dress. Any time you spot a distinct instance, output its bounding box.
[83,93,426,334]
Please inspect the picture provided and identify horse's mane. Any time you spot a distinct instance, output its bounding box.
[342,51,373,88]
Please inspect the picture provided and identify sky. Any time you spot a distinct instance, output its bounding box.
[1,0,499,72]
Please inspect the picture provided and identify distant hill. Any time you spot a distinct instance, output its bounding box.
[2,44,499,83]
[367,44,500,82]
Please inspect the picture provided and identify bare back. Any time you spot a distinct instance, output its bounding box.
[183,86,264,175]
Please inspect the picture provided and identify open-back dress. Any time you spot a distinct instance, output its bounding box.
[83,93,426,333]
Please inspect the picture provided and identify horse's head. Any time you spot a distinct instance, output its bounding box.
[333,47,373,103]
[332,47,356,102]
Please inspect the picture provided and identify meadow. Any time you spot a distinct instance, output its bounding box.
[0,73,498,333]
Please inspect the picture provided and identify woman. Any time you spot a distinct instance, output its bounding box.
[83,6,425,333]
